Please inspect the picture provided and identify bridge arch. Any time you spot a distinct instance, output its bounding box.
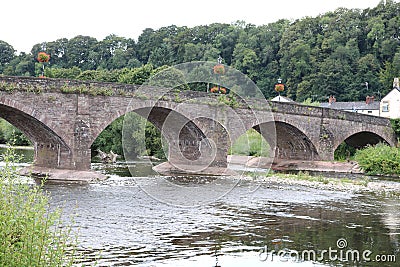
[334,130,392,152]
[250,120,319,161]
[0,102,71,168]
[89,101,231,170]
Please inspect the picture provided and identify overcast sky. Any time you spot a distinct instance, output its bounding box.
[1,0,384,53]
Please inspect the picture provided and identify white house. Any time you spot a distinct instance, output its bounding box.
[380,78,400,119]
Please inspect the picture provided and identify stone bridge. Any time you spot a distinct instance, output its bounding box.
[0,76,397,176]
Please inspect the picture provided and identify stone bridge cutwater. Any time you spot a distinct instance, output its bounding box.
[0,76,396,177]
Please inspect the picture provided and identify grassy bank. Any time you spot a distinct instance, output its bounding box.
[0,146,79,266]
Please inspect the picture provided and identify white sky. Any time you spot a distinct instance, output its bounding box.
[1,0,384,53]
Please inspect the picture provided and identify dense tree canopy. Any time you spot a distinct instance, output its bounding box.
[2,0,400,102]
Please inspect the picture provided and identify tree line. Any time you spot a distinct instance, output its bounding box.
[0,0,399,102]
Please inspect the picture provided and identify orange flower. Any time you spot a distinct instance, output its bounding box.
[37,52,50,63]
[210,86,227,94]
[275,83,284,92]
[213,64,225,75]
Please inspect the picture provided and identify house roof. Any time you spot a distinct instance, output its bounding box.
[320,101,380,110]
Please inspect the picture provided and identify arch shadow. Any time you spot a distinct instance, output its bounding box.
[0,103,71,168]
[253,121,319,161]
[335,131,390,151]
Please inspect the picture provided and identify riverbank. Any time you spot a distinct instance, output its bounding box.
[20,166,107,184]
[0,144,33,150]
[228,155,362,174]
[242,171,400,196]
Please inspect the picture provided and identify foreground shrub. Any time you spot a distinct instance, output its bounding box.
[0,146,78,266]
[355,143,400,176]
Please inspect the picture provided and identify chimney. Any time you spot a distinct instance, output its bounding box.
[366,96,375,105]
[328,95,336,104]
[394,77,399,89]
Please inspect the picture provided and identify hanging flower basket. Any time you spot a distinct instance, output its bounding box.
[213,64,225,75]
[275,83,284,92]
[210,86,227,94]
[37,52,50,63]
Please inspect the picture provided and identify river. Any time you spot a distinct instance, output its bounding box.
[2,147,399,266]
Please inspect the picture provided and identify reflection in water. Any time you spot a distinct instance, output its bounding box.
[2,148,399,266]
[381,199,400,249]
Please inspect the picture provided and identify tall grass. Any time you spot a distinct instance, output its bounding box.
[355,143,400,176]
[0,145,79,266]
[229,129,270,157]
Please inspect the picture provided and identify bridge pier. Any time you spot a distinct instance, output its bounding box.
[154,117,232,175]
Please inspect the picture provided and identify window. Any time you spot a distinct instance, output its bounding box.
[368,110,372,114]
[382,101,389,112]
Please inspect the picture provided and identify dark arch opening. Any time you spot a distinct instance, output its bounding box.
[254,121,319,161]
[334,131,389,160]
[0,104,71,168]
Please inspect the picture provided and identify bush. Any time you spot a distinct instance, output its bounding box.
[354,143,400,176]
[390,118,400,139]
[0,146,79,266]
[334,142,356,161]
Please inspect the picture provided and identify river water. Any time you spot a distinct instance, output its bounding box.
[2,147,400,266]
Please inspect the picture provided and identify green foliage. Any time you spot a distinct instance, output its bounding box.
[390,118,400,138]
[229,128,270,157]
[0,40,15,73]
[149,66,190,90]
[0,81,17,92]
[334,142,356,161]
[0,119,31,146]
[118,64,154,85]
[301,98,320,107]
[355,143,400,176]
[144,122,166,159]
[60,84,113,96]
[91,114,166,160]
[45,66,81,79]
[217,94,239,108]
[0,146,78,266]
[92,117,125,157]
